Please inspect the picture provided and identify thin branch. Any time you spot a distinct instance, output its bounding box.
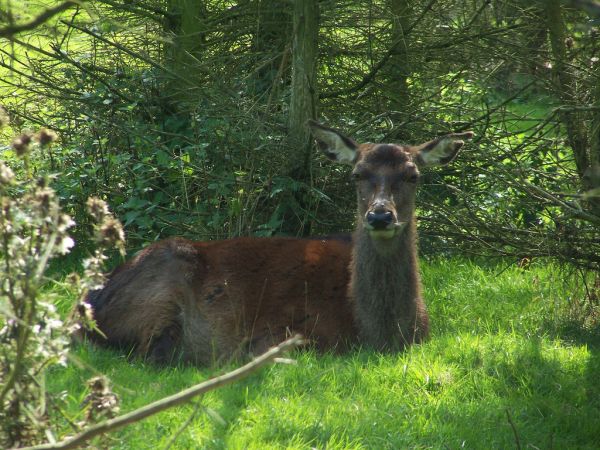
[10,37,114,76]
[320,0,438,99]
[520,180,600,226]
[460,79,538,131]
[424,23,525,51]
[553,105,600,113]
[47,42,138,105]
[0,53,81,96]
[62,21,202,89]
[465,0,492,28]
[505,409,522,450]
[162,401,202,450]
[93,0,167,23]
[18,335,305,450]
[0,2,78,38]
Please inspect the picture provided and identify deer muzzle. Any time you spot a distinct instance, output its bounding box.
[365,208,406,239]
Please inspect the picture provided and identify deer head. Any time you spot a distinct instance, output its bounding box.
[309,120,473,243]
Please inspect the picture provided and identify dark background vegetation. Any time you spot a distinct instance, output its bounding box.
[1,0,599,283]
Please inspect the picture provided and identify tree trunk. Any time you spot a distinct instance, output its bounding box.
[387,0,411,112]
[591,73,600,170]
[546,0,589,180]
[164,0,207,107]
[546,0,600,215]
[282,0,319,235]
[587,62,600,213]
[288,0,319,181]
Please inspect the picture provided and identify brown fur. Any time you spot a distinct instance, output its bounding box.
[347,143,425,350]
[79,123,472,364]
[82,236,355,365]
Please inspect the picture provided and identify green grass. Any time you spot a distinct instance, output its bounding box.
[47,259,600,449]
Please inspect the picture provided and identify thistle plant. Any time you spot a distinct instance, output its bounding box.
[70,196,126,337]
[0,109,124,447]
[0,124,73,447]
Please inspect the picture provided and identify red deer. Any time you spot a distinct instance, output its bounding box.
[79,122,473,365]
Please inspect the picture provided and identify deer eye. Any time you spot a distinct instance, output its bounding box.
[351,172,362,181]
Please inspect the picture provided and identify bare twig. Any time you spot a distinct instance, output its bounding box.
[93,0,167,23]
[505,409,522,450]
[161,401,202,450]
[553,105,600,113]
[63,21,203,89]
[320,0,438,99]
[520,180,600,226]
[17,335,305,450]
[0,2,78,38]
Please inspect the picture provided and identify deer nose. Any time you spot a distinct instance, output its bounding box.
[366,210,394,230]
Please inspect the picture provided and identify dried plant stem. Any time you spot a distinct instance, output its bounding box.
[18,335,305,450]
[0,237,48,408]
[505,409,522,450]
[161,401,202,450]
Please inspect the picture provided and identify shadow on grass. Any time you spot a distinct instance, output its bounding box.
[545,317,600,348]
[419,336,600,449]
[209,332,599,449]
[58,320,600,449]
[545,316,600,445]
[251,335,600,449]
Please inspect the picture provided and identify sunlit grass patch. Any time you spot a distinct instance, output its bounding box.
[47,259,600,449]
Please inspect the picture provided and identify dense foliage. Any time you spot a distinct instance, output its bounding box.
[1,1,599,269]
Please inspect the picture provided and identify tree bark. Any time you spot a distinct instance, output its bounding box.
[164,0,208,106]
[387,0,411,112]
[546,0,600,215]
[591,71,600,170]
[546,0,589,180]
[281,0,319,235]
[287,0,319,181]
[587,60,600,212]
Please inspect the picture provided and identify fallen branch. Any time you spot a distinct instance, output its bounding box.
[17,335,305,450]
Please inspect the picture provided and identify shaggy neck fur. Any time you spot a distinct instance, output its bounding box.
[350,219,425,351]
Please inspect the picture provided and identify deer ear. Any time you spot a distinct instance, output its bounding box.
[308,120,358,165]
[416,131,474,167]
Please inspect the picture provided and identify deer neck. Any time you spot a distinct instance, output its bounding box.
[350,219,422,350]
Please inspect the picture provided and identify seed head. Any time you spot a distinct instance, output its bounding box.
[83,376,120,422]
[99,217,125,248]
[0,197,10,219]
[0,161,15,186]
[57,213,75,233]
[12,132,33,157]
[37,176,49,189]
[37,128,59,146]
[34,186,56,216]
[76,300,94,323]
[86,197,110,222]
